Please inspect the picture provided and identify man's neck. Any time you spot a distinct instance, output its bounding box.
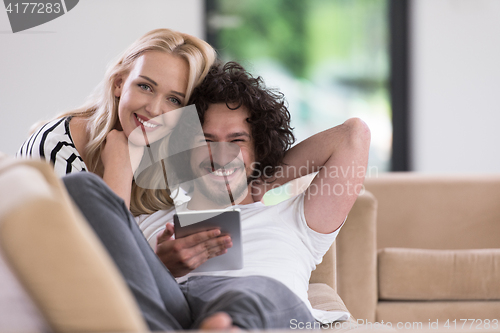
[187,187,254,210]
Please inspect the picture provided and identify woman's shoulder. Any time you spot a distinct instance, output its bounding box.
[37,117,71,138]
[17,117,72,158]
[17,116,88,175]
[67,116,89,158]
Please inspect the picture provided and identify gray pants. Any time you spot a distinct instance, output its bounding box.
[63,172,315,330]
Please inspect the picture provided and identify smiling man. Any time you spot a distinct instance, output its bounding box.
[175,103,256,209]
[188,107,253,208]
[136,61,371,329]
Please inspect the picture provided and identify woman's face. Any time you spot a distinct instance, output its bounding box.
[114,51,189,146]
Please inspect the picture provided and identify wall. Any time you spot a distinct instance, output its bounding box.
[0,0,204,155]
[3,0,499,174]
[410,0,500,173]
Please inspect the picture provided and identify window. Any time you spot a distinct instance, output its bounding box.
[206,0,394,203]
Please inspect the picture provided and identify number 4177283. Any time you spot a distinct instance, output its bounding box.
[5,2,62,14]
[444,319,499,330]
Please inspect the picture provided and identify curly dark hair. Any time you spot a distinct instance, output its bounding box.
[188,61,295,182]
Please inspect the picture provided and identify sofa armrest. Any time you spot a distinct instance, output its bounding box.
[310,242,337,290]
[308,283,349,313]
[0,156,147,332]
[336,191,377,322]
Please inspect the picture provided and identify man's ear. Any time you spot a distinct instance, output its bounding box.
[113,75,124,98]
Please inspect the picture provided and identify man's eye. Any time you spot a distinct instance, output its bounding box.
[138,84,152,92]
[232,139,244,142]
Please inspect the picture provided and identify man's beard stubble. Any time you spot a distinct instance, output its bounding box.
[193,173,251,208]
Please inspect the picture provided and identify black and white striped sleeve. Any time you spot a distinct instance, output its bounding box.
[17,117,87,177]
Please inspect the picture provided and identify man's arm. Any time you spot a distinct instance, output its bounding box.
[299,118,370,233]
[251,118,370,206]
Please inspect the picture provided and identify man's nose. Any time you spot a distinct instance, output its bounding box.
[209,142,241,168]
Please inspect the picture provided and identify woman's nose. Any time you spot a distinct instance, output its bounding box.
[145,96,163,117]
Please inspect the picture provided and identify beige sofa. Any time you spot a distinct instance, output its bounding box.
[0,154,148,332]
[4,153,500,331]
[338,173,500,325]
[0,154,354,332]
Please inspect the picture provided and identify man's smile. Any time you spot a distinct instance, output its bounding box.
[200,161,244,183]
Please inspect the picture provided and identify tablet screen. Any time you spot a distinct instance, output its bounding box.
[174,209,243,272]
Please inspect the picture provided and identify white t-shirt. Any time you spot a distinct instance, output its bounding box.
[136,192,348,323]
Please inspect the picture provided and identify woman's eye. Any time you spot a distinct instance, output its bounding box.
[138,84,152,92]
[232,139,244,142]
[168,97,181,105]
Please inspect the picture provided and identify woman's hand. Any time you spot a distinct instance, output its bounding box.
[101,129,144,207]
[155,223,232,278]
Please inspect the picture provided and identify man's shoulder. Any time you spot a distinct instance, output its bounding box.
[239,192,306,220]
[270,191,306,211]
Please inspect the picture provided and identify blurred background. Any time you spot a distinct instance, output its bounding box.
[207,0,391,173]
[1,0,499,202]
[205,0,391,203]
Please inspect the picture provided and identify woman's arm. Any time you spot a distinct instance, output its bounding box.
[72,117,142,208]
[100,130,144,208]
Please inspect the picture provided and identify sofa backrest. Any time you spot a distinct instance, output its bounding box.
[365,173,500,250]
[0,155,148,332]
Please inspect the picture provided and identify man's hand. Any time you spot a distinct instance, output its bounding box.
[155,223,232,278]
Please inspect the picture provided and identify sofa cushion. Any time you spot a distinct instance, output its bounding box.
[377,300,500,323]
[364,175,500,250]
[378,248,500,300]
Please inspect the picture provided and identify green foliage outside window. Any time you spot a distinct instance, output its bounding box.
[208,0,391,203]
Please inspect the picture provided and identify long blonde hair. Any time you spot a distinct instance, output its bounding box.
[54,28,216,215]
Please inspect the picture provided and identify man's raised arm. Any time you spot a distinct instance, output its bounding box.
[289,118,371,234]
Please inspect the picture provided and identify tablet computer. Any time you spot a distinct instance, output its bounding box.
[174,209,243,272]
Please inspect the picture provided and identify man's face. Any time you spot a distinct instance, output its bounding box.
[190,103,256,207]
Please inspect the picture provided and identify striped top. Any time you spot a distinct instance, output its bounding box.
[17,117,88,176]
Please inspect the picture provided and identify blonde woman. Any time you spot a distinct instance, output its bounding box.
[18,29,231,278]
[18,28,214,214]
